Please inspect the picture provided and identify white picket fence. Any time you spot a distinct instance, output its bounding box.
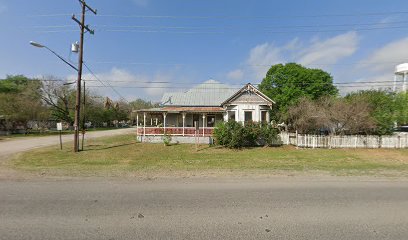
[279,132,408,149]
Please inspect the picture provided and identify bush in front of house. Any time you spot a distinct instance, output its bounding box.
[213,121,281,148]
[162,133,172,146]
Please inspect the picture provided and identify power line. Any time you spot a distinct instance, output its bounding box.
[85,85,397,90]
[31,24,408,34]
[28,10,408,19]
[84,60,408,67]
[104,25,408,33]
[21,79,402,93]
[23,20,408,30]
[84,82,402,89]
[24,78,405,85]
[83,62,129,103]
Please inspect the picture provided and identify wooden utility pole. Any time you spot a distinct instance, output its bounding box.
[81,80,86,151]
[72,0,96,152]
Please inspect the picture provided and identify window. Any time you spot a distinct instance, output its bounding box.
[244,111,253,122]
[207,115,215,127]
[261,111,267,123]
[228,111,236,122]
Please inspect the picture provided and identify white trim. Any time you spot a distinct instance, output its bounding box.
[221,83,275,106]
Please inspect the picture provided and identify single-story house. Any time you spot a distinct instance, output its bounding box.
[135,80,275,142]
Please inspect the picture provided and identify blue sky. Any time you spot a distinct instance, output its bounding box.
[1,0,408,101]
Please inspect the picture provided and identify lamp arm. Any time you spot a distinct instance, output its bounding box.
[45,46,79,72]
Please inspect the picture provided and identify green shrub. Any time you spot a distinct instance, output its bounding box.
[214,121,281,148]
[259,124,282,146]
[162,133,172,146]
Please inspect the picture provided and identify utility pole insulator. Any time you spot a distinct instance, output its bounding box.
[72,15,95,34]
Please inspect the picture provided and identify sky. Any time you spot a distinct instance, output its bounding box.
[1,0,408,101]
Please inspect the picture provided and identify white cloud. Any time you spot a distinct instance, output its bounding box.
[68,68,173,101]
[132,0,149,7]
[357,37,408,73]
[229,31,359,81]
[297,31,359,66]
[377,15,401,27]
[283,37,301,51]
[246,42,284,79]
[342,36,408,94]
[337,73,395,95]
[226,69,244,80]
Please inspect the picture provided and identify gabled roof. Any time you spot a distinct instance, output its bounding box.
[221,83,275,106]
[160,80,238,107]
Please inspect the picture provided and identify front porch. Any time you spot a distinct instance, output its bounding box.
[134,107,224,137]
[136,127,214,137]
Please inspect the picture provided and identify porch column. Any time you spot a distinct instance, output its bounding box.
[143,113,146,136]
[163,112,167,134]
[182,112,186,136]
[202,114,206,137]
[267,111,270,124]
[136,114,139,135]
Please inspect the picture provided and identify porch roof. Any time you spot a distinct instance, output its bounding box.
[135,106,224,113]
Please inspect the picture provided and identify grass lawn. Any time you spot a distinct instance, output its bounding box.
[10,134,408,177]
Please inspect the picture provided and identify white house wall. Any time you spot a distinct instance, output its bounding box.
[221,90,272,123]
[225,105,270,122]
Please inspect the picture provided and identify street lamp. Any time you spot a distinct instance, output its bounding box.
[30,41,82,152]
[29,41,45,48]
[29,41,79,72]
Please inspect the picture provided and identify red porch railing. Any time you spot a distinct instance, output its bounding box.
[136,127,214,136]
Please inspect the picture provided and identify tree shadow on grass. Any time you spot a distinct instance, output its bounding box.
[82,142,136,152]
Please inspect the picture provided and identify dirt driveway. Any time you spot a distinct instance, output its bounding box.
[0,128,135,160]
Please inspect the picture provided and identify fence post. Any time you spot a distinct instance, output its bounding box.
[287,132,290,145]
[397,135,400,149]
[296,130,298,148]
[354,136,358,148]
[328,135,331,149]
[406,134,408,148]
[365,135,368,148]
[312,135,316,149]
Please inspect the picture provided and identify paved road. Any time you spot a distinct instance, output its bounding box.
[0,128,135,159]
[0,179,407,240]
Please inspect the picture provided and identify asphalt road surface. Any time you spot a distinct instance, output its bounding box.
[0,128,134,160]
[0,179,407,240]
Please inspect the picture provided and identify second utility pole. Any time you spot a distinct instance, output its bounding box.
[72,0,96,152]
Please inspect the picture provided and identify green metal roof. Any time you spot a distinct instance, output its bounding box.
[161,80,239,107]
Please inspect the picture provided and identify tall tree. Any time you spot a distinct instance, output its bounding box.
[40,79,76,124]
[287,96,376,135]
[259,63,338,121]
[129,99,159,111]
[0,75,49,131]
[345,90,396,135]
[395,92,408,126]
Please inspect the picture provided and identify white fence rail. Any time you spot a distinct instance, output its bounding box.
[279,132,408,149]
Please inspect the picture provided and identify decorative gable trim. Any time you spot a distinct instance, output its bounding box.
[221,83,275,107]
